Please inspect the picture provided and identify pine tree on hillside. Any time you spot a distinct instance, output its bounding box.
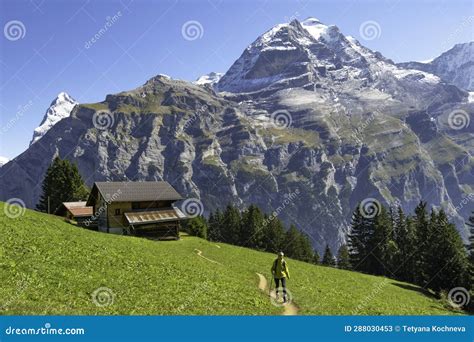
[262,215,285,253]
[348,204,374,273]
[221,204,241,245]
[37,157,89,214]
[183,216,208,239]
[283,225,302,258]
[296,231,315,263]
[425,209,469,293]
[336,244,351,269]
[322,244,336,267]
[369,206,395,276]
[393,207,417,283]
[412,201,431,286]
[208,209,224,242]
[466,212,474,311]
[312,249,320,264]
[240,204,265,249]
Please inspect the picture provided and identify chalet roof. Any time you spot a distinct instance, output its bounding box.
[62,201,93,217]
[124,207,187,226]
[86,181,183,206]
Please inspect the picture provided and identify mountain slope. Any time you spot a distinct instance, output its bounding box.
[0,202,460,315]
[194,72,223,86]
[398,42,474,91]
[0,156,9,168]
[0,19,472,253]
[30,92,77,146]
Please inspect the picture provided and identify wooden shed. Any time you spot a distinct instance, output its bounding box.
[85,181,186,239]
[59,201,94,227]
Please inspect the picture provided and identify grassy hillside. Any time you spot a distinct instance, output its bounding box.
[0,202,463,315]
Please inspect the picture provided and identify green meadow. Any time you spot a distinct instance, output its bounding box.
[0,202,462,315]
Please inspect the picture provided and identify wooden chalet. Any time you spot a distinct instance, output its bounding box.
[86,181,186,239]
[59,201,94,227]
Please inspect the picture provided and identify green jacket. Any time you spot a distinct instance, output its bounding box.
[271,258,290,279]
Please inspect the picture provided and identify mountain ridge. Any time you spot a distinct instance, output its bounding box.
[1,18,472,253]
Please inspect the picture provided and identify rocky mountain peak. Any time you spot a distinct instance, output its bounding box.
[30,92,78,146]
[398,41,473,91]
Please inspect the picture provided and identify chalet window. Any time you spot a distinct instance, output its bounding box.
[115,209,121,215]
[132,202,140,210]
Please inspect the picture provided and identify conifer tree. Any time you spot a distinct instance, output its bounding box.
[262,215,285,253]
[336,244,351,269]
[322,244,336,267]
[425,209,469,293]
[348,204,374,273]
[240,204,265,249]
[413,201,431,286]
[312,249,320,264]
[221,204,241,245]
[284,225,303,259]
[207,209,224,242]
[37,157,89,214]
[369,206,395,276]
[184,216,208,239]
[393,206,416,282]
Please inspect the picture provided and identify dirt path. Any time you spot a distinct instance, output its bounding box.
[194,249,223,265]
[256,273,298,315]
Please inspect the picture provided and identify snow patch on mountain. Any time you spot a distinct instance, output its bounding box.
[30,92,77,146]
[194,72,223,86]
[398,42,473,91]
[0,156,9,167]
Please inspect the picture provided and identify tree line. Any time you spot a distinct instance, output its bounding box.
[183,204,325,264]
[348,201,471,297]
[185,200,473,300]
[184,203,357,268]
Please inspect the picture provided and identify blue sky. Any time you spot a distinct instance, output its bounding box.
[0,0,472,159]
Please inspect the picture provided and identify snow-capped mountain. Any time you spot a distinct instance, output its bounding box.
[398,42,473,91]
[1,18,472,253]
[216,17,451,99]
[0,156,9,168]
[30,92,78,145]
[194,72,223,86]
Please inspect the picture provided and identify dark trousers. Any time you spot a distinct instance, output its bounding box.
[274,278,287,298]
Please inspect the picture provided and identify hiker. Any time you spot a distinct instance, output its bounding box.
[271,251,290,302]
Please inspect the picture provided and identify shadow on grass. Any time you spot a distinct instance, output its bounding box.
[390,282,438,299]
